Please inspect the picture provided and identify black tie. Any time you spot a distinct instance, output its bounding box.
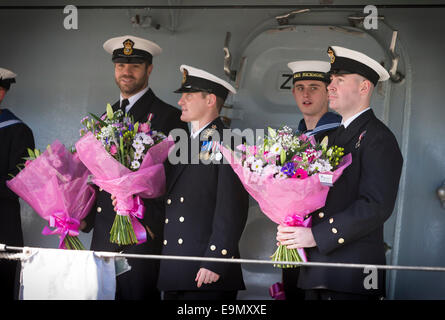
[333,125,346,146]
[120,99,129,114]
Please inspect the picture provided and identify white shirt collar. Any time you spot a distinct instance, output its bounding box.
[120,86,149,114]
[341,107,370,128]
[191,120,213,139]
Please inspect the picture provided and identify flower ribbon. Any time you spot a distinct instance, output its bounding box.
[117,196,147,245]
[283,214,312,262]
[269,282,286,300]
[42,212,80,249]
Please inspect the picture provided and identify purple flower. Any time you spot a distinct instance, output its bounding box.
[280,162,296,177]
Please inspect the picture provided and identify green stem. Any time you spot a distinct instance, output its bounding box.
[63,236,86,250]
[110,214,138,245]
[270,244,302,269]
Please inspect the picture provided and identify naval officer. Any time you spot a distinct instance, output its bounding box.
[158,65,249,300]
[277,46,403,300]
[280,60,341,300]
[0,68,35,299]
[82,35,188,300]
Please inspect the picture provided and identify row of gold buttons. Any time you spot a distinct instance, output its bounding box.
[210,245,228,255]
[165,217,185,223]
[319,212,344,244]
[163,238,183,245]
[167,197,185,205]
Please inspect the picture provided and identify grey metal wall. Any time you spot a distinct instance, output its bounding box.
[1,1,445,299]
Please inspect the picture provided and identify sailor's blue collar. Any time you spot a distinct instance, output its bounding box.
[0,108,20,122]
[297,111,341,134]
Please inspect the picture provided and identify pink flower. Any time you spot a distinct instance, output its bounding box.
[299,134,308,142]
[292,168,308,179]
[110,144,118,155]
[291,155,302,162]
[24,160,33,167]
[248,145,258,155]
[138,123,150,133]
[236,144,246,152]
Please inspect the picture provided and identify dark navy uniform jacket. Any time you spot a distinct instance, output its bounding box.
[298,109,403,296]
[158,116,249,292]
[0,109,34,247]
[0,108,34,299]
[84,88,188,299]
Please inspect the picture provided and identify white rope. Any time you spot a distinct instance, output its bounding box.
[2,244,445,272]
[0,252,26,261]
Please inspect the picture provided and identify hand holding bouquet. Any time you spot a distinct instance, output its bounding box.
[76,104,174,245]
[222,126,352,267]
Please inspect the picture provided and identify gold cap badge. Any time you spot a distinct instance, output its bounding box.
[182,69,188,85]
[123,39,135,56]
[327,47,335,64]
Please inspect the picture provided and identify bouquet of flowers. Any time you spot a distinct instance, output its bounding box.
[7,141,96,250]
[221,126,352,267]
[75,104,174,246]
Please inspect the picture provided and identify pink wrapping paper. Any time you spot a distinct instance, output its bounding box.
[7,140,96,247]
[221,146,352,225]
[75,132,174,214]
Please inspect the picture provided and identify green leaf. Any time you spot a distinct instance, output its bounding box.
[268,127,277,139]
[120,136,124,163]
[106,103,114,120]
[88,112,107,127]
[320,136,329,150]
[280,149,286,165]
[27,148,35,158]
[134,122,139,134]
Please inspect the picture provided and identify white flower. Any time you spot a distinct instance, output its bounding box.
[142,135,154,146]
[137,144,146,154]
[131,160,141,170]
[132,140,143,150]
[275,171,288,179]
[310,159,332,173]
[270,143,282,155]
[251,159,264,173]
[135,132,145,140]
[134,151,143,160]
[101,126,112,137]
[263,164,280,177]
[245,155,256,165]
